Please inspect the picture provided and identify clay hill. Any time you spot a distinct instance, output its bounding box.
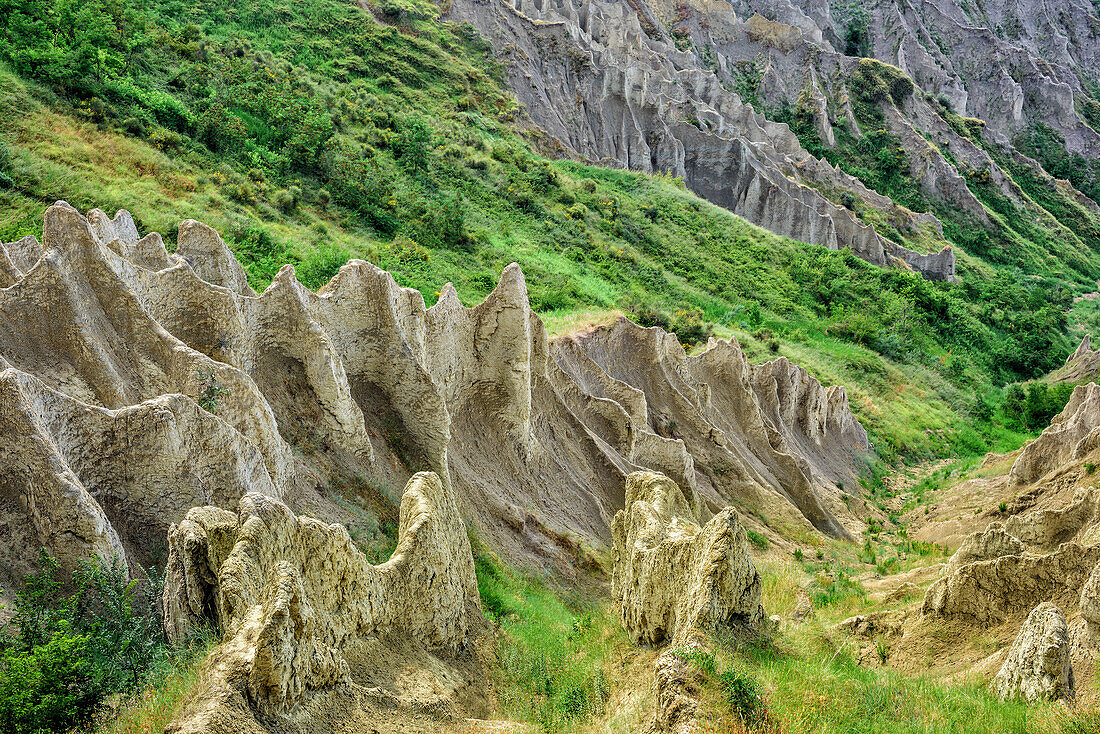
[0,203,871,730]
[834,382,1100,707]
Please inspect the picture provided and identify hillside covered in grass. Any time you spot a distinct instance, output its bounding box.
[1,0,1096,468]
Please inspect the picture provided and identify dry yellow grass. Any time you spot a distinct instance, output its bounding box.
[97,645,213,734]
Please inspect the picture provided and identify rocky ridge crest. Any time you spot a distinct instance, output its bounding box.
[0,203,871,595]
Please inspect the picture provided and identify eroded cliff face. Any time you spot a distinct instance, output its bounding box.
[0,203,871,594]
[610,471,765,646]
[730,0,1100,150]
[1008,383,1100,486]
[446,0,956,281]
[162,472,485,731]
[1053,335,1100,384]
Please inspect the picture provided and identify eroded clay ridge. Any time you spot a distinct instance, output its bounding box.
[447,0,957,281]
[0,203,869,589]
[160,472,482,730]
[1009,382,1100,487]
[611,471,765,646]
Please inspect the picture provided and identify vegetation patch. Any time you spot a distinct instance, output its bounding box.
[0,552,208,734]
[473,543,628,732]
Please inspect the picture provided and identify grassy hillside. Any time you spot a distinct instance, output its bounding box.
[0,0,1089,466]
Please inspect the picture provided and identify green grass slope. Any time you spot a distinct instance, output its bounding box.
[0,0,1086,466]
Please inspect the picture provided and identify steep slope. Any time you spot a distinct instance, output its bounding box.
[0,0,1086,470]
[726,0,1100,153]
[447,0,956,280]
[0,203,870,597]
[448,0,1100,293]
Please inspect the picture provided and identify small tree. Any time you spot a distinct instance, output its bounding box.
[1001,383,1026,430]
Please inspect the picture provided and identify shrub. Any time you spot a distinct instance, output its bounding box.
[0,144,12,189]
[273,188,297,213]
[632,304,672,330]
[148,128,182,151]
[437,194,471,250]
[394,116,432,172]
[386,234,430,263]
[671,307,712,345]
[0,552,168,733]
[718,667,766,727]
[0,625,100,733]
[227,180,257,205]
[746,530,770,550]
[121,117,147,137]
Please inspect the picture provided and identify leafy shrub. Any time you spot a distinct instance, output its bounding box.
[103,78,191,130]
[631,304,672,330]
[121,117,147,137]
[0,625,99,734]
[386,234,430,263]
[671,307,712,346]
[273,188,297,213]
[233,226,295,287]
[436,194,471,250]
[148,128,182,151]
[566,202,588,220]
[0,143,13,190]
[0,552,168,733]
[999,381,1073,431]
[393,116,432,172]
[746,530,770,550]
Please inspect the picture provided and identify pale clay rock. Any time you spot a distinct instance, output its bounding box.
[923,491,1100,623]
[1,204,872,731]
[1055,335,1100,384]
[992,602,1075,703]
[1082,562,1100,630]
[0,203,869,588]
[611,471,765,645]
[1010,384,1100,486]
[162,472,480,726]
[449,0,1100,285]
[447,0,957,281]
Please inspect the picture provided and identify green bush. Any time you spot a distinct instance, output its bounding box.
[746,530,770,550]
[999,381,1073,432]
[0,625,100,734]
[671,307,712,346]
[121,117,147,137]
[719,667,766,727]
[0,552,168,733]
